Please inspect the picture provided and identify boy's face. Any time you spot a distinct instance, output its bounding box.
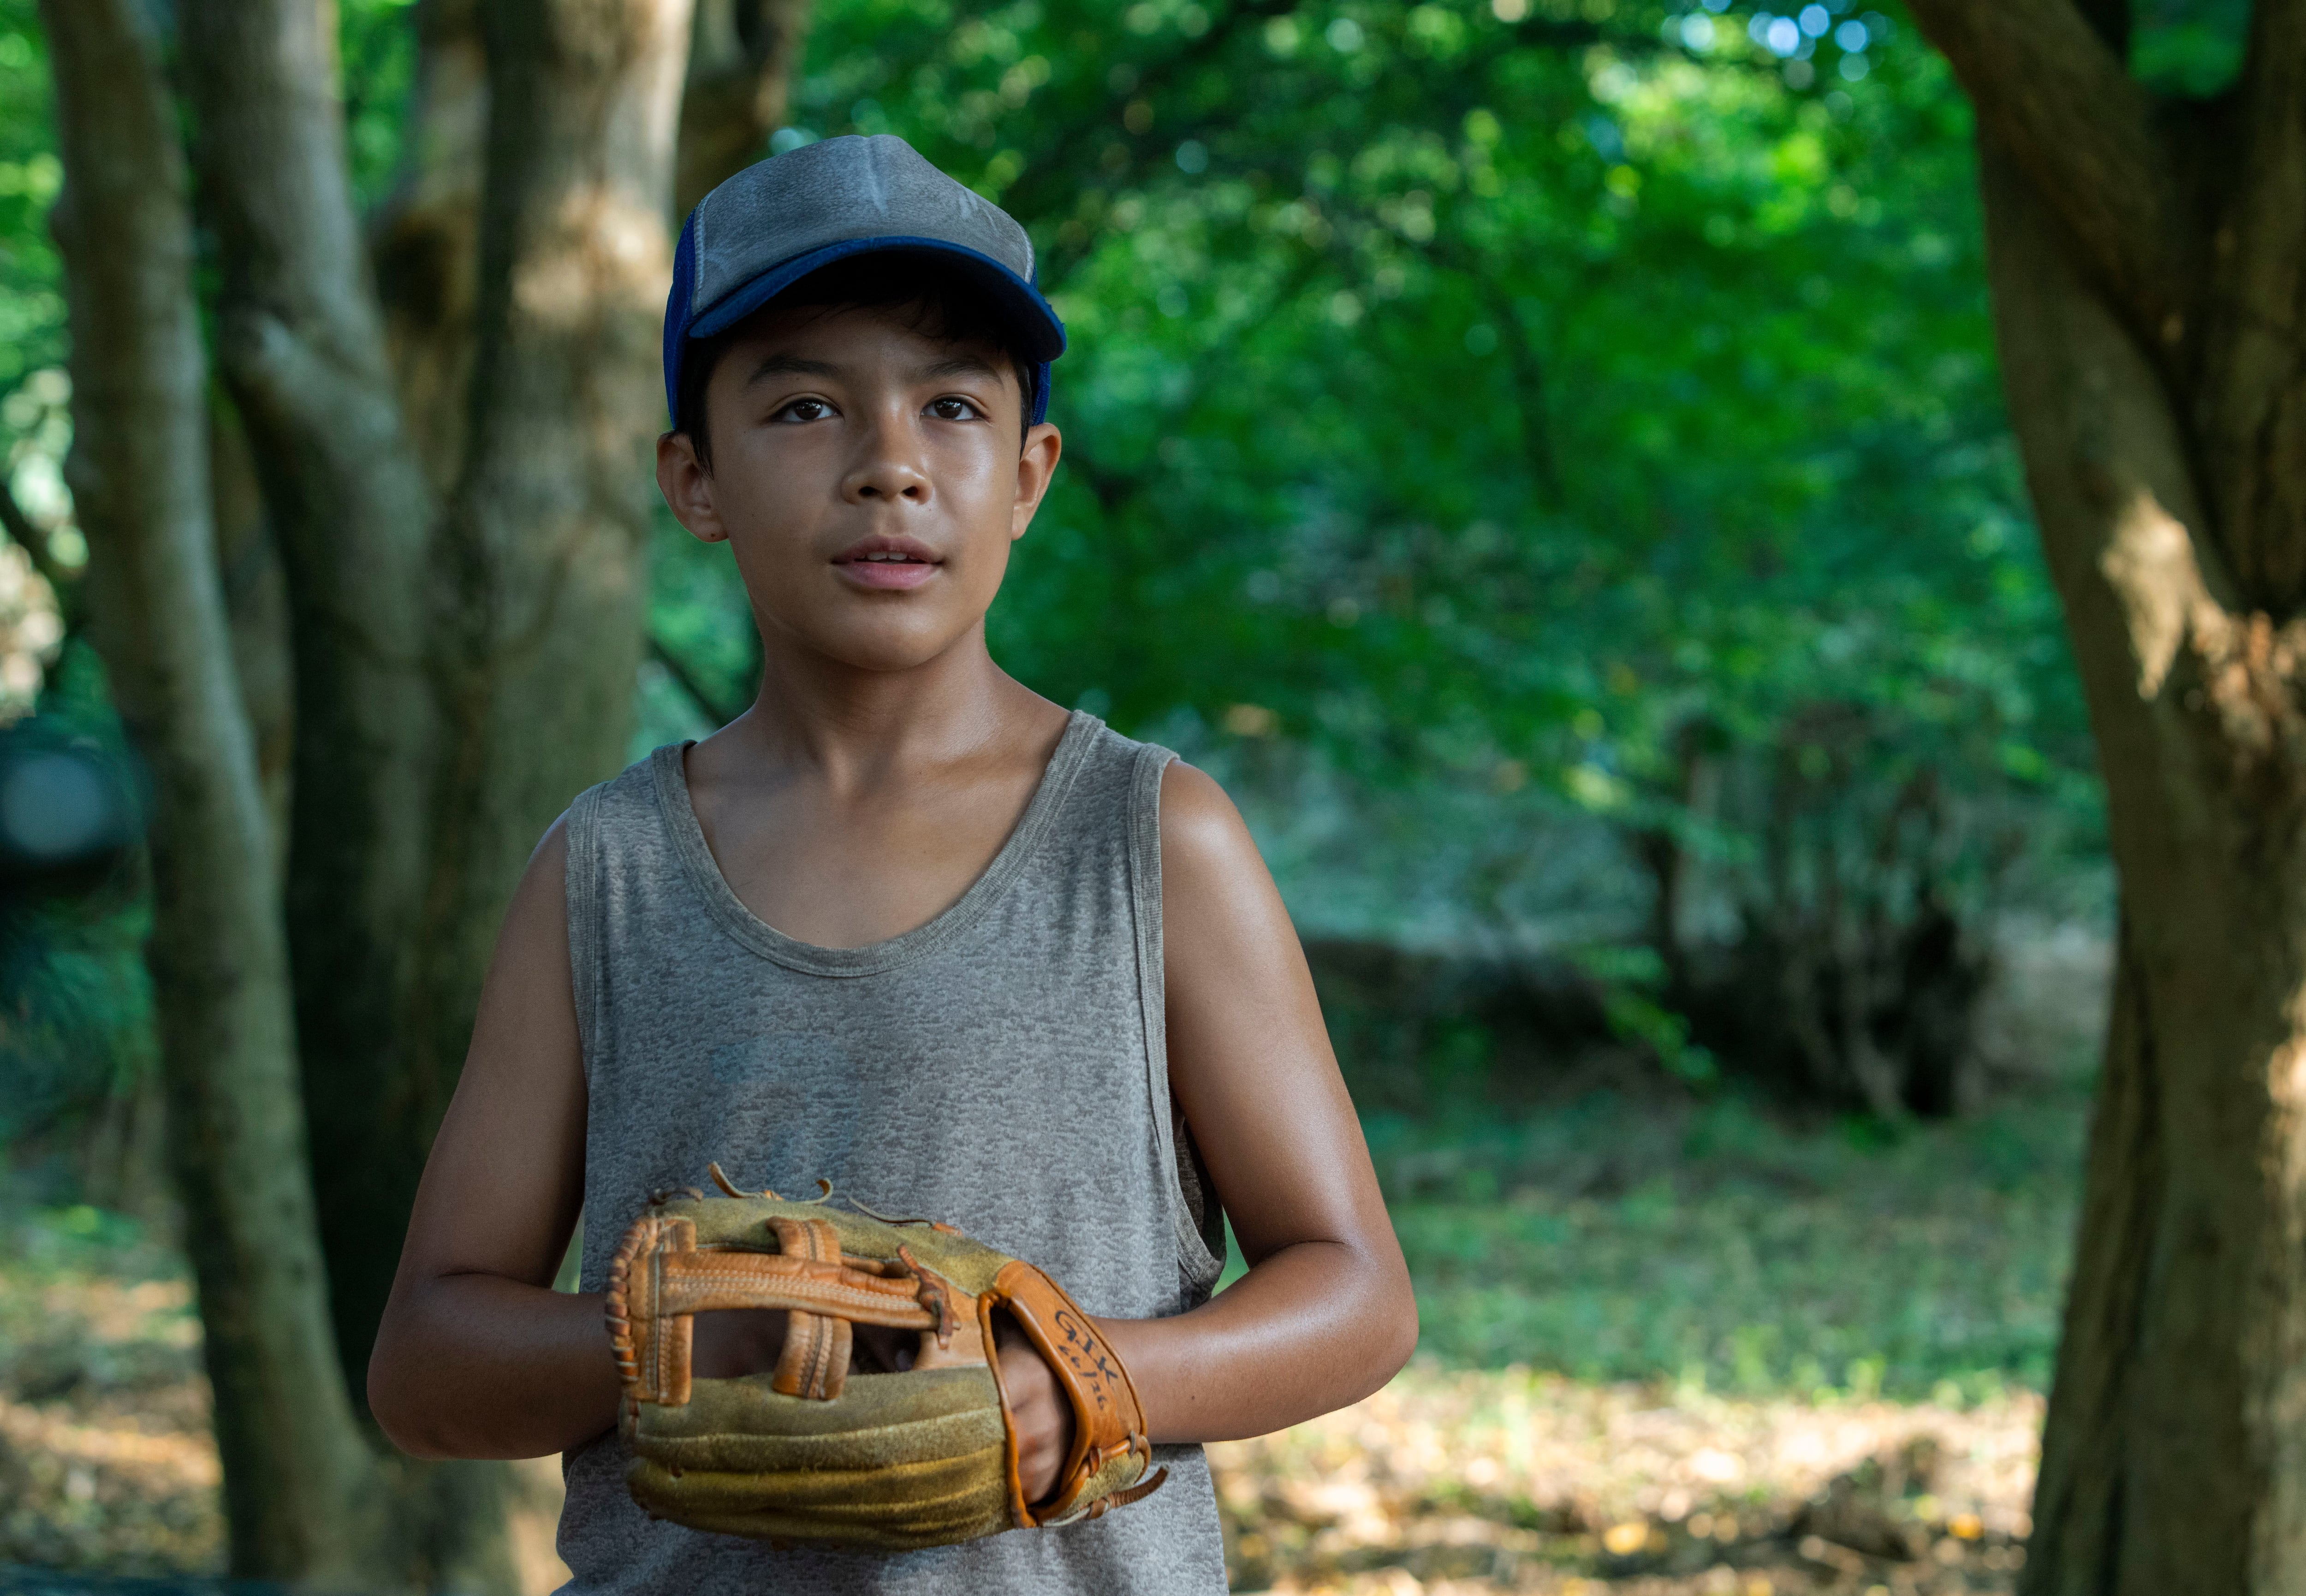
[656,301,1061,676]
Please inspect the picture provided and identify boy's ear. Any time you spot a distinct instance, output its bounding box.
[1010,422,1062,542]
[657,431,730,544]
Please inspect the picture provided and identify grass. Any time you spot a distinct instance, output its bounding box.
[1325,1079,2086,1403]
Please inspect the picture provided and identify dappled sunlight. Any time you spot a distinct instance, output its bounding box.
[1210,1369,2036,1593]
[0,1226,217,1574]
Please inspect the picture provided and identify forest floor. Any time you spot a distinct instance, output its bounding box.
[0,1080,2086,1596]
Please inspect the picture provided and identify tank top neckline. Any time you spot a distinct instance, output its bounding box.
[648,709,1102,979]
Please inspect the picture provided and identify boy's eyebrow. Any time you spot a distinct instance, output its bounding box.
[739,352,1011,385]
[742,352,843,385]
[920,354,1009,383]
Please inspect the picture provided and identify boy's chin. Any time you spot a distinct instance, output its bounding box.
[798,619,983,676]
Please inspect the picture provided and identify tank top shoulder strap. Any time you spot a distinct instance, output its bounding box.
[563,754,666,1079]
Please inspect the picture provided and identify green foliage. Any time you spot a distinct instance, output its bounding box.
[0,0,59,404]
[2132,0,2253,96]
[339,0,424,210]
[1574,945,1716,1083]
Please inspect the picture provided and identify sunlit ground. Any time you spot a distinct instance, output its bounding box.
[0,1083,2083,1595]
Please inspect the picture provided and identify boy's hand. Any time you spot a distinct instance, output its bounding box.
[993,1311,1075,1505]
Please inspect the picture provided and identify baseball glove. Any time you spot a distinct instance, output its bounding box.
[604,1165,1165,1549]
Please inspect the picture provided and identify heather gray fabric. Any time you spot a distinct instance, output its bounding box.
[556,712,1230,1595]
[684,135,1058,352]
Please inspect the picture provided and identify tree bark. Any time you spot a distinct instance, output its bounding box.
[677,0,813,216]
[1983,131,2306,1591]
[208,398,295,868]
[39,0,376,1578]
[180,0,450,1417]
[412,0,691,1109]
[1903,0,2306,1582]
[374,0,490,494]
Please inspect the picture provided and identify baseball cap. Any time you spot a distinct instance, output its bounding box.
[663,135,1066,432]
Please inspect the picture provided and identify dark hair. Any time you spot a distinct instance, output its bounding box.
[675,251,1041,472]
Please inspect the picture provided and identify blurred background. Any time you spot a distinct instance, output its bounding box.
[0,0,2255,1591]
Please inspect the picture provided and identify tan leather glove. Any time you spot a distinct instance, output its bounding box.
[605,1167,1164,1550]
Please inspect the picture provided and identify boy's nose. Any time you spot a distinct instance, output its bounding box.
[843,426,933,504]
[852,472,929,502]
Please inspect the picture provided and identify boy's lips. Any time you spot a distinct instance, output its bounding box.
[832,535,942,591]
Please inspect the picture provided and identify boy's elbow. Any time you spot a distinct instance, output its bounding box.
[367,1316,452,1460]
[1342,1246,1419,1398]
[1378,1273,1420,1382]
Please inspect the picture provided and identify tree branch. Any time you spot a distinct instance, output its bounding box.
[1904,0,2185,345]
[180,0,438,628]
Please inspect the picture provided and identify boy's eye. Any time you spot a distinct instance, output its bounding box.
[773,397,836,423]
[926,396,984,421]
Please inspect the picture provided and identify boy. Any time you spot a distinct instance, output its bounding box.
[368,135,1416,1593]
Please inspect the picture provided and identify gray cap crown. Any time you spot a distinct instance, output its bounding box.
[688,135,1037,326]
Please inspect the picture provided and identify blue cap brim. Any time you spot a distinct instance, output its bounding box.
[670,235,1064,430]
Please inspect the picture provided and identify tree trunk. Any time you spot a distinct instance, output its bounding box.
[208,398,295,867]
[39,0,376,1579]
[375,0,490,496]
[180,0,448,1418]
[1982,135,2306,1593]
[677,0,813,216]
[412,0,690,1103]
[1900,0,2306,1584]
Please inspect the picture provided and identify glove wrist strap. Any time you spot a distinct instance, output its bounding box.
[980,1260,1164,1527]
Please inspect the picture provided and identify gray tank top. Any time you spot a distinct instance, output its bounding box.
[555,712,1230,1594]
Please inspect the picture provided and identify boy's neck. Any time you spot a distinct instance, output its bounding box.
[724,622,1060,779]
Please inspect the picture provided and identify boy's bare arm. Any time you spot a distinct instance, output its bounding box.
[366,820,619,1460]
[1100,761,1420,1443]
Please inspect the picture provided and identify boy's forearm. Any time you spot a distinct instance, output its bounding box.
[1099,1239,1418,1445]
[369,1276,622,1460]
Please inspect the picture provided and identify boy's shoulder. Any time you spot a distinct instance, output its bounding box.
[574,743,677,823]
[1044,711,1181,808]
[1069,709,1168,763]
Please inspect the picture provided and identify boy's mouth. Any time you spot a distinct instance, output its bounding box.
[833,535,942,592]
